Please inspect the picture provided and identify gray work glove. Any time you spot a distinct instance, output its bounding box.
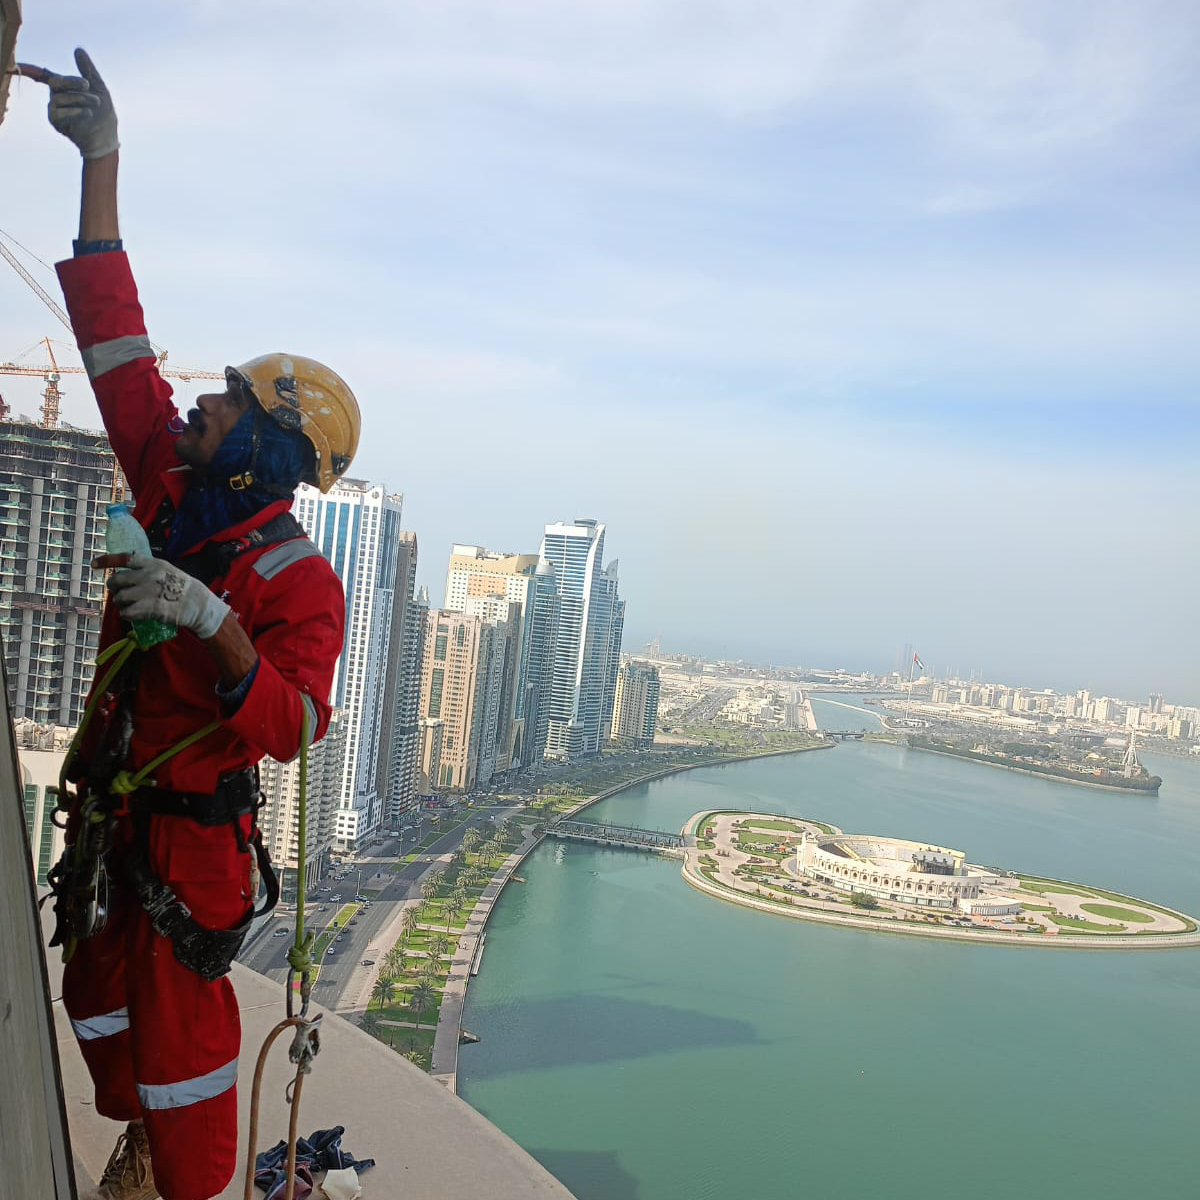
[44,48,119,160]
[104,553,230,639]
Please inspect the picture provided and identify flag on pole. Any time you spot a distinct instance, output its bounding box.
[913,653,925,671]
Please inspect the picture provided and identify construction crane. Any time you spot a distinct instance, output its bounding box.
[1,231,225,427]
[1,336,224,429]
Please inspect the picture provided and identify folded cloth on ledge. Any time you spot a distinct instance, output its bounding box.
[320,1167,363,1200]
[254,1126,376,1200]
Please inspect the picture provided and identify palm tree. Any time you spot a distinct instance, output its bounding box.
[383,946,406,978]
[462,827,481,852]
[371,976,396,1010]
[359,1010,382,1039]
[402,1048,428,1070]
[430,933,450,961]
[400,906,419,943]
[419,955,441,982]
[410,981,436,1030]
[429,868,446,893]
[420,877,438,902]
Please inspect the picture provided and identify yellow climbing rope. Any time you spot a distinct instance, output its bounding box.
[243,704,319,1200]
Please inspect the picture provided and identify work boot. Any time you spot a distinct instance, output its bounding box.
[91,1121,159,1200]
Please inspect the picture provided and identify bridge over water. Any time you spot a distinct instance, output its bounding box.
[545,819,687,855]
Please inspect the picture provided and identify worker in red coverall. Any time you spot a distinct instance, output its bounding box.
[25,51,361,1200]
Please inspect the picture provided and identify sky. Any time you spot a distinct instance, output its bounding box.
[2,2,1198,702]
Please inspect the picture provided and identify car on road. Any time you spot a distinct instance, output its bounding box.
[272,928,289,937]
[361,959,375,967]
[331,894,342,901]
[335,934,344,941]
[354,894,366,902]
[349,920,358,926]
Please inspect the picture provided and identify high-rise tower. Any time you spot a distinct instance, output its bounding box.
[291,478,406,853]
[539,519,624,759]
[610,661,661,749]
[443,544,560,769]
[0,418,116,725]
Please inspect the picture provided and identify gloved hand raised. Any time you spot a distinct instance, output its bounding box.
[25,48,119,160]
[97,553,230,640]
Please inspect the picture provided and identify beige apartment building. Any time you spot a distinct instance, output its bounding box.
[444,545,559,769]
[417,607,515,791]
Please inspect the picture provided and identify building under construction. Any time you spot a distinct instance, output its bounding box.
[0,416,116,725]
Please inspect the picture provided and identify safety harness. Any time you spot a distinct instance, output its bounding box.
[48,503,308,981]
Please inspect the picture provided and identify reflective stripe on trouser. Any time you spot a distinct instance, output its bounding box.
[136,1056,238,1110]
[63,810,253,1200]
[71,1006,130,1041]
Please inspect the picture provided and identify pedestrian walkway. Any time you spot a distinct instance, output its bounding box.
[430,827,541,1093]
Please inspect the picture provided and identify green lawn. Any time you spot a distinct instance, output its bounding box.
[1052,914,1126,932]
[1020,902,1054,912]
[741,819,806,832]
[1080,903,1155,924]
[736,830,788,846]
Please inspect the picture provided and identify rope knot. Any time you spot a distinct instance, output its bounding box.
[286,938,314,973]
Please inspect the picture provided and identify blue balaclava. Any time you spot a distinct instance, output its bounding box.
[165,406,314,560]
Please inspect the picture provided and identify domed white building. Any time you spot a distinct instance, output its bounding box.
[795,832,1016,910]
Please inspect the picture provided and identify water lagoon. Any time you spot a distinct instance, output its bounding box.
[460,702,1200,1200]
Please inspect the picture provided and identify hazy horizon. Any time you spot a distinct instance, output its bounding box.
[3,2,1196,703]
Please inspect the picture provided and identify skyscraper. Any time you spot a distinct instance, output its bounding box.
[292,478,406,853]
[257,713,346,899]
[375,531,423,827]
[610,661,661,749]
[539,519,624,759]
[417,609,502,790]
[443,544,559,769]
[0,418,116,725]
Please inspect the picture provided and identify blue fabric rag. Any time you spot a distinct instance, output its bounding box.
[254,1126,376,1200]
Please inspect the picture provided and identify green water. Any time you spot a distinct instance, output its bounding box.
[459,701,1200,1200]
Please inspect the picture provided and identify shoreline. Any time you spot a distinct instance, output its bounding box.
[681,809,1200,950]
[908,745,1161,795]
[437,739,833,1090]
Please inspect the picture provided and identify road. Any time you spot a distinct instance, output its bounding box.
[237,805,514,1009]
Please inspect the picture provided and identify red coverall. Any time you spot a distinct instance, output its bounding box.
[56,251,345,1200]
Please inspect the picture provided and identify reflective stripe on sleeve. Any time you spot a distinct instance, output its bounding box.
[135,1056,238,1110]
[81,334,155,379]
[71,1007,130,1041]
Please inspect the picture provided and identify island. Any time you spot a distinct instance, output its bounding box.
[683,811,1199,948]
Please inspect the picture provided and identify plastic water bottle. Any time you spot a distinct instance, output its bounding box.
[105,502,176,648]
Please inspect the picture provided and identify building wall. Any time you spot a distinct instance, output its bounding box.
[16,737,69,887]
[443,545,560,771]
[294,479,404,852]
[375,531,422,826]
[610,661,660,748]
[257,712,346,900]
[417,717,444,794]
[418,609,489,791]
[798,834,980,908]
[0,420,115,726]
[540,520,622,760]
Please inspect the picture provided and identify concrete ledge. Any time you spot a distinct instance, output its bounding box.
[51,959,574,1198]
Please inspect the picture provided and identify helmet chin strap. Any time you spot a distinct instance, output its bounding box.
[222,408,292,497]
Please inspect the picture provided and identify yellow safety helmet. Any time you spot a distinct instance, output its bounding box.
[227,353,360,492]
